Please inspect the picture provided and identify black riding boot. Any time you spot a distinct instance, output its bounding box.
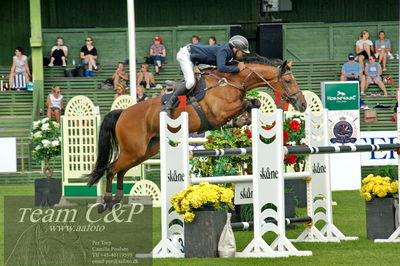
[161,82,188,117]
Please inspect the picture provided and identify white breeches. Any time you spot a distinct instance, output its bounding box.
[177,47,195,90]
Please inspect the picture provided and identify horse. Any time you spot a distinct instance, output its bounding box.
[86,57,307,212]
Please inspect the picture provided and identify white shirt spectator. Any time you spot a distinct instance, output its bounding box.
[49,93,63,109]
[51,45,68,53]
[356,39,373,50]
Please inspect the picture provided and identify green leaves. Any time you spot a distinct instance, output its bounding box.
[31,118,61,163]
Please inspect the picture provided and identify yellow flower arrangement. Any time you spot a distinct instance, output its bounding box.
[359,174,398,201]
[170,182,234,222]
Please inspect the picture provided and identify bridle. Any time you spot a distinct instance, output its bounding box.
[241,66,302,105]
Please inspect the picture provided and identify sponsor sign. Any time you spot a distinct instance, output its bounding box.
[0,138,17,173]
[321,81,359,110]
[360,131,398,166]
[234,182,253,205]
[328,110,359,143]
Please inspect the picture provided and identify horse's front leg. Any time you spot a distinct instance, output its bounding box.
[244,98,261,110]
[225,99,261,128]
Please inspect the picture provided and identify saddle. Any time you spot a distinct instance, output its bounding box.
[161,68,222,132]
[161,72,207,105]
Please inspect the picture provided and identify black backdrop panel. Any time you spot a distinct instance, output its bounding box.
[257,24,283,59]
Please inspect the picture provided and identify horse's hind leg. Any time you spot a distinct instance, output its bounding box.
[99,137,160,212]
[113,169,128,205]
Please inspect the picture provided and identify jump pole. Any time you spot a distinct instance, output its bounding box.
[231,216,313,230]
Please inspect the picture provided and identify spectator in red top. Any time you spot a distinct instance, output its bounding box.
[150,36,166,75]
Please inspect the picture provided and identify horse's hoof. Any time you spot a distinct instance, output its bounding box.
[253,99,261,108]
[97,204,107,213]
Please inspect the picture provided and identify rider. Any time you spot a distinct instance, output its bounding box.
[161,35,250,117]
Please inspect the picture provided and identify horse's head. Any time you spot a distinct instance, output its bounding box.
[242,58,307,112]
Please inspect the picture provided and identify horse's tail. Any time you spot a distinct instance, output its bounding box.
[86,109,123,186]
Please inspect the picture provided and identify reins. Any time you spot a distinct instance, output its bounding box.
[201,65,301,104]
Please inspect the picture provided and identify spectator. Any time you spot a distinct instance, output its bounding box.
[113,83,127,100]
[340,53,366,95]
[208,36,217,45]
[80,36,99,77]
[137,63,155,88]
[9,46,31,89]
[191,35,201,44]
[150,36,166,75]
[355,30,374,69]
[374,31,394,71]
[112,62,129,88]
[160,84,173,97]
[137,85,149,102]
[46,86,64,123]
[364,55,387,96]
[48,37,68,67]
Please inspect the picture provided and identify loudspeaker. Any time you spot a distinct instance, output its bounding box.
[257,24,283,59]
[230,25,243,37]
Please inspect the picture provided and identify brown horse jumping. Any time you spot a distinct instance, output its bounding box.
[86,57,307,211]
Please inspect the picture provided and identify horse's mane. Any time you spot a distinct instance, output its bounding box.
[242,54,283,67]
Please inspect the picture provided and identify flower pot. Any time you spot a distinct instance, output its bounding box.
[184,208,226,258]
[285,191,296,229]
[35,177,62,206]
[366,197,396,239]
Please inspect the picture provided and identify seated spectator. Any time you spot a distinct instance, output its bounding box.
[9,46,31,89]
[374,31,394,71]
[48,37,68,67]
[137,63,155,88]
[112,62,129,88]
[160,83,173,97]
[191,35,201,44]
[355,30,374,69]
[208,36,217,45]
[137,85,149,102]
[80,36,99,76]
[114,83,127,100]
[340,53,366,94]
[364,55,387,96]
[150,36,166,75]
[46,86,64,123]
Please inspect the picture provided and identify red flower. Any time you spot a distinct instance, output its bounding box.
[285,154,297,165]
[264,121,276,130]
[301,142,306,146]
[283,130,289,143]
[244,168,252,175]
[207,138,213,143]
[231,128,236,132]
[245,128,252,139]
[235,131,241,135]
[289,120,301,132]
